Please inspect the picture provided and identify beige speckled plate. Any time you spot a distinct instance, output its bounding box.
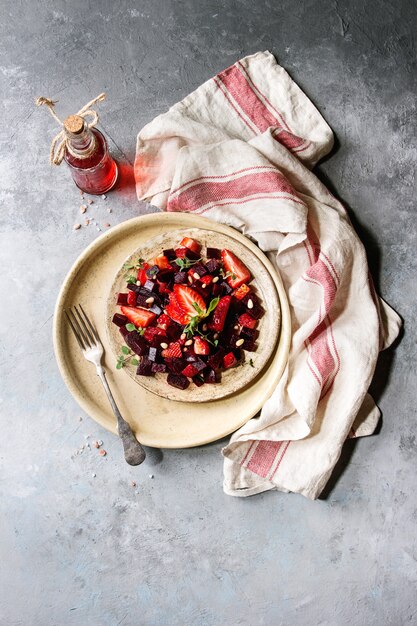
[106,227,280,402]
[53,213,291,448]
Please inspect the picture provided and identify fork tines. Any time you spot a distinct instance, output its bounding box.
[65,305,100,350]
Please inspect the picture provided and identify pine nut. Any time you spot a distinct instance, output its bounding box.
[212,276,219,283]
[213,333,219,339]
[188,275,193,283]
[160,342,168,349]
[236,338,244,347]
[185,339,193,346]
[145,297,154,304]
[193,272,200,280]
[202,323,208,331]
[201,283,206,288]
[247,299,254,309]
[136,280,141,286]
[180,333,186,340]
[73,223,81,230]
[234,325,239,330]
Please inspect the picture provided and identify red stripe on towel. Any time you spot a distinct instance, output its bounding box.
[167,169,303,212]
[246,440,283,478]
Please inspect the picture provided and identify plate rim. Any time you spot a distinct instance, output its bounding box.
[53,213,291,448]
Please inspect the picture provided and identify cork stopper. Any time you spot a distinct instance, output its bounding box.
[64,115,85,135]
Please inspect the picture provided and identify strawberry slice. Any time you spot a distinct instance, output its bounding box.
[194,336,210,355]
[144,326,166,342]
[157,313,172,330]
[181,363,200,378]
[208,295,231,331]
[127,290,137,306]
[154,254,172,270]
[238,313,257,329]
[223,352,238,369]
[200,275,213,286]
[173,285,206,317]
[221,249,251,289]
[120,306,157,328]
[165,293,190,325]
[137,262,150,285]
[175,247,188,259]
[180,237,201,255]
[233,283,250,300]
[161,341,182,358]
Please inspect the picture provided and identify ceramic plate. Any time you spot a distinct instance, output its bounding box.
[53,213,291,448]
[106,227,280,402]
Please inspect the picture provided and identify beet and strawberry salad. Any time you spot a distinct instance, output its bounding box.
[111,236,264,390]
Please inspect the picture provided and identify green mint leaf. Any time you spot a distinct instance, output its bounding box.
[116,361,123,369]
[205,296,220,317]
[121,346,130,355]
[137,327,145,335]
[214,339,219,347]
[126,323,136,331]
[126,275,137,284]
[131,357,139,366]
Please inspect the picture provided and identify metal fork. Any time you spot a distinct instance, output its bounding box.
[65,304,146,466]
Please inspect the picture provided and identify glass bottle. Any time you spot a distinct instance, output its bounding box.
[63,115,118,194]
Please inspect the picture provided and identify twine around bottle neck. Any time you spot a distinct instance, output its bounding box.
[35,93,106,165]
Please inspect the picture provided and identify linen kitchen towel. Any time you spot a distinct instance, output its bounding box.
[134,51,401,499]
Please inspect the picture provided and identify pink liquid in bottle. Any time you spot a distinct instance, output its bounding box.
[63,115,118,194]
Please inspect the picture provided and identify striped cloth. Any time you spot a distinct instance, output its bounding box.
[134,51,401,499]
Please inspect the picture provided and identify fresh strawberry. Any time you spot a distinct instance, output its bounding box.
[154,254,172,270]
[144,326,166,342]
[221,249,251,289]
[157,313,172,330]
[180,237,201,255]
[208,295,231,331]
[127,290,137,306]
[161,341,182,358]
[181,363,200,378]
[200,275,213,285]
[165,293,190,325]
[137,262,150,285]
[175,247,188,259]
[194,336,210,355]
[173,285,206,317]
[120,306,157,328]
[233,283,250,300]
[223,352,238,369]
[238,313,257,329]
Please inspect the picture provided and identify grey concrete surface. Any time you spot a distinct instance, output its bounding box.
[0,1,416,625]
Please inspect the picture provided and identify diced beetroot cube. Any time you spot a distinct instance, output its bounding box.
[242,339,257,352]
[240,327,259,341]
[220,281,233,295]
[184,248,200,261]
[127,282,141,292]
[150,303,162,316]
[119,326,129,338]
[205,258,221,274]
[206,247,221,259]
[136,294,151,308]
[151,362,167,373]
[143,279,157,292]
[227,334,241,349]
[166,323,183,341]
[125,332,148,355]
[207,347,226,370]
[157,269,174,283]
[117,293,128,305]
[204,368,219,384]
[163,248,176,261]
[191,262,207,277]
[136,357,153,376]
[167,373,189,390]
[150,335,168,348]
[165,358,187,373]
[127,291,137,306]
[192,375,205,387]
[223,352,238,369]
[146,265,159,279]
[185,353,198,362]
[148,346,160,362]
[211,282,223,297]
[174,271,188,284]
[181,363,200,378]
[112,313,128,327]
[247,303,264,320]
[238,313,257,329]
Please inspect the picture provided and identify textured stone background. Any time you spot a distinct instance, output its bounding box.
[1,1,416,625]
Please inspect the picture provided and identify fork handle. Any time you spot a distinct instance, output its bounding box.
[96,367,146,466]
